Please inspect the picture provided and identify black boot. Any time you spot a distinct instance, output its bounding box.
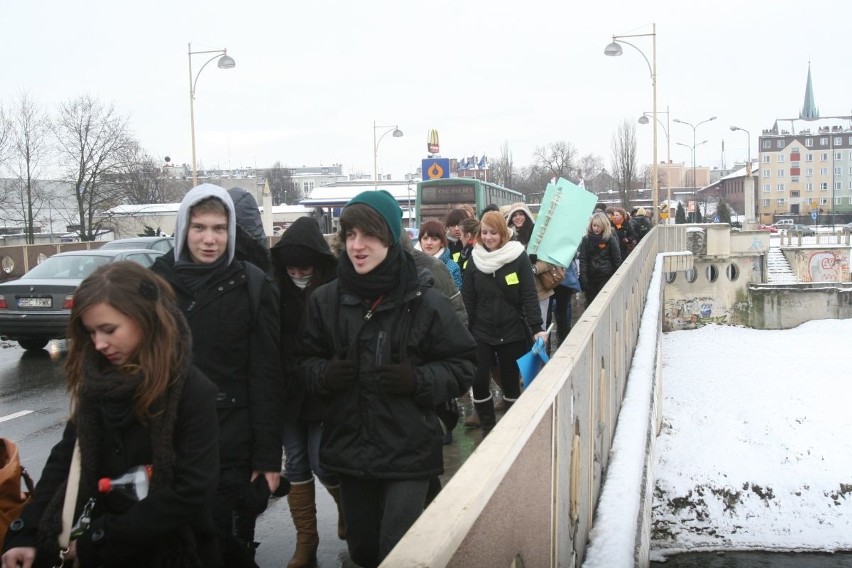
[474,399,496,437]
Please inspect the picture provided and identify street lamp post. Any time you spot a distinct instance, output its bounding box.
[673,116,716,222]
[605,23,658,224]
[373,121,403,190]
[639,105,671,220]
[188,43,236,187]
[730,125,755,226]
[676,140,708,221]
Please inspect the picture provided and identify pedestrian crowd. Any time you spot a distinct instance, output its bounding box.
[1,186,651,568]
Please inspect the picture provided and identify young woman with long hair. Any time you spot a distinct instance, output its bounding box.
[578,211,623,308]
[2,261,219,568]
[462,211,547,436]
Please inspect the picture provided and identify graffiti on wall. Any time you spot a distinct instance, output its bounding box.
[801,250,849,283]
[663,296,730,331]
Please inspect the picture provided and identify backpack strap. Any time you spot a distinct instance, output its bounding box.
[243,261,267,321]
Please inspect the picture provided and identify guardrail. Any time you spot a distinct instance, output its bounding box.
[383,225,689,567]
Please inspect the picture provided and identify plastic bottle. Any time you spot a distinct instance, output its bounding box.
[97,465,152,500]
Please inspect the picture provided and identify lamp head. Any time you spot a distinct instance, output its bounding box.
[604,41,623,56]
[638,115,650,125]
[392,128,403,138]
[672,118,684,124]
[708,116,717,121]
[218,54,236,69]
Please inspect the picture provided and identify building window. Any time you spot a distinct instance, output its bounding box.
[836,181,842,190]
[777,183,785,192]
[820,197,828,205]
[776,198,785,206]
[806,197,813,205]
[763,169,771,177]
[777,140,785,149]
[820,168,829,175]
[821,153,829,161]
[835,137,843,146]
[820,182,828,191]
[763,199,771,207]
[806,153,813,162]
[836,167,843,176]
[763,155,771,163]
[849,181,852,190]
[836,197,843,205]
[762,140,771,149]
[820,137,828,146]
[806,168,813,176]
[806,183,813,191]
[763,184,771,192]
[777,169,785,177]
[806,138,814,147]
[791,146,800,153]
[791,190,800,197]
[777,154,785,163]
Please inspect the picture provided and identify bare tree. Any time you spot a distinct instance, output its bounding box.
[0,106,12,173]
[532,141,577,180]
[491,140,515,188]
[577,153,604,184]
[610,119,638,208]
[265,162,300,204]
[7,92,52,243]
[54,95,136,241]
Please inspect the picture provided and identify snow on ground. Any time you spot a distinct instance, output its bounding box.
[651,319,852,561]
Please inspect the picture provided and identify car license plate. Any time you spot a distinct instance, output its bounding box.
[17,297,52,308]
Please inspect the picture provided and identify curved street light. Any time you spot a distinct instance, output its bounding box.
[373,121,403,190]
[188,43,236,186]
[605,23,658,223]
[639,105,671,219]
[730,125,756,225]
[673,116,716,221]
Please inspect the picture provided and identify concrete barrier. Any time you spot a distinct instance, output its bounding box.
[382,226,687,567]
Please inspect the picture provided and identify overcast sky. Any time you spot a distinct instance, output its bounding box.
[7,0,851,183]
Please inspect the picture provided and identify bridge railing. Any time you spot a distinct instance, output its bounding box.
[383,225,689,567]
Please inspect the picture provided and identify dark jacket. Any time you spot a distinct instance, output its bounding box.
[462,249,543,345]
[152,252,284,473]
[296,274,477,480]
[578,233,622,288]
[271,218,337,421]
[611,221,636,259]
[4,369,219,568]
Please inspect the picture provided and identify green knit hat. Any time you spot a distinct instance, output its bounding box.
[345,190,402,243]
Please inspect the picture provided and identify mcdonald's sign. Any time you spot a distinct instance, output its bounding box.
[427,129,440,154]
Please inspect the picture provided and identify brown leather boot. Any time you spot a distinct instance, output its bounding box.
[324,484,347,540]
[463,407,481,428]
[286,480,318,568]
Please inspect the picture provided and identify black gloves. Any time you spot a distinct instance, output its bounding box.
[377,362,417,395]
[325,358,356,391]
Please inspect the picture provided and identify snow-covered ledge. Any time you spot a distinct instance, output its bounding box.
[582,254,667,568]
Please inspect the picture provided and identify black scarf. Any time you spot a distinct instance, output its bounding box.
[174,248,232,293]
[337,243,418,302]
[587,232,607,249]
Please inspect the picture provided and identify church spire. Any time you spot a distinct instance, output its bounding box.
[799,62,819,120]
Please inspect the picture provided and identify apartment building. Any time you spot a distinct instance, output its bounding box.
[757,66,852,223]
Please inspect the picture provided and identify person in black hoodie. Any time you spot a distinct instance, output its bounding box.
[271,217,342,568]
[2,262,219,568]
[296,190,476,568]
[151,184,283,568]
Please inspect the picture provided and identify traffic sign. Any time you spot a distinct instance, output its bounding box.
[811,211,818,221]
[422,158,450,180]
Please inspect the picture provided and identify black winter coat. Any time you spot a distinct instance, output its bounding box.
[462,250,543,346]
[296,277,477,479]
[152,253,284,472]
[4,369,219,568]
[578,233,622,288]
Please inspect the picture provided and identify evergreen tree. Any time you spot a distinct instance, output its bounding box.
[695,207,703,223]
[717,200,732,224]
[675,202,686,224]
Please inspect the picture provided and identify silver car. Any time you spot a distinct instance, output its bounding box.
[0,249,164,350]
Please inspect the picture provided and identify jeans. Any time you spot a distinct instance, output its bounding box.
[282,419,338,487]
[339,476,430,568]
[552,286,575,346]
[472,340,527,404]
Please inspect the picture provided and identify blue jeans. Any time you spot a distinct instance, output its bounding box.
[281,419,338,486]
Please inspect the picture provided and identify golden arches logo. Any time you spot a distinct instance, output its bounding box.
[427,162,444,179]
[427,129,440,154]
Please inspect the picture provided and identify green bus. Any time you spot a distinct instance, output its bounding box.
[415,178,525,226]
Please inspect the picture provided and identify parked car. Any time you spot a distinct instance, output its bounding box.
[100,236,174,253]
[0,249,165,350]
[785,224,815,236]
[757,224,778,233]
[773,219,795,229]
[841,222,852,235]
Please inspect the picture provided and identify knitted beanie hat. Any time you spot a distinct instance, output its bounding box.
[345,190,402,243]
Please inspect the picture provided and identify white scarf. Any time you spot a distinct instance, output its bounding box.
[471,241,525,274]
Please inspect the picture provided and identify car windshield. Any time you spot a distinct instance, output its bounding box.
[101,240,147,249]
[22,255,112,280]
